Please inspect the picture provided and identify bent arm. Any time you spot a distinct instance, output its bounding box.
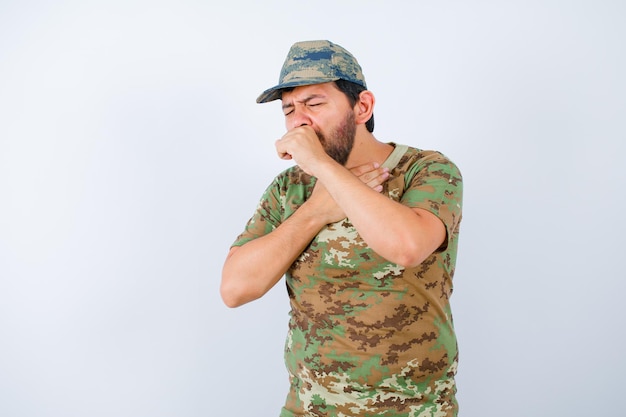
[221,163,390,308]
[220,201,326,308]
[314,159,446,268]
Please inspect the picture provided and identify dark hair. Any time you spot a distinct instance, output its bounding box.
[335,79,375,132]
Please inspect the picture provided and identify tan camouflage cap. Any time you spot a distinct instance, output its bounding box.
[256,40,367,104]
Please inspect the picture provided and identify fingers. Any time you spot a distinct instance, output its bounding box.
[350,162,390,192]
[349,162,380,177]
[350,162,389,182]
[275,127,325,173]
[275,138,290,160]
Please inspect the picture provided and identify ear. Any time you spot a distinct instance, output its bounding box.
[354,90,375,125]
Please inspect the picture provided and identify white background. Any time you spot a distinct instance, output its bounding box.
[1,1,625,416]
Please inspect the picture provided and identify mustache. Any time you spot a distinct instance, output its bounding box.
[314,129,326,145]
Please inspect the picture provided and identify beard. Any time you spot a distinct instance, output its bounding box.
[315,110,356,166]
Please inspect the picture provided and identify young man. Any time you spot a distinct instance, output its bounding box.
[221,40,463,417]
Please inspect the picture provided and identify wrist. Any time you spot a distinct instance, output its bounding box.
[311,157,345,185]
[298,199,333,229]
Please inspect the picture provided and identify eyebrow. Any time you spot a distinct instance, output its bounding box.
[281,93,326,111]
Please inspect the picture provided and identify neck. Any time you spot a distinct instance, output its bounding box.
[345,131,394,169]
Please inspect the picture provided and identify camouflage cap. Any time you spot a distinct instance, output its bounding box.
[256,40,367,104]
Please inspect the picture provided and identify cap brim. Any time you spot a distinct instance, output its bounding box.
[256,77,340,103]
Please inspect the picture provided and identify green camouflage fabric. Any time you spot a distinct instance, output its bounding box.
[257,40,367,104]
[232,144,463,417]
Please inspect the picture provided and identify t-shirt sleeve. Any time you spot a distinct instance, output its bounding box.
[400,152,463,251]
[231,179,284,248]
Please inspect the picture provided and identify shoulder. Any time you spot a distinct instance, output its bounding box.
[394,145,462,179]
[264,166,316,211]
[401,145,458,165]
[273,165,314,186]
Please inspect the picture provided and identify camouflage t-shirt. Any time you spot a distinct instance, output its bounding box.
[233,144,463,417]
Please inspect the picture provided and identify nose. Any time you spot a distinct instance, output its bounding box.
[288,106,312,130]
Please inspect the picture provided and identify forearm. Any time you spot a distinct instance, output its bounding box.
[315,160,443,267]
[220,203,326,307]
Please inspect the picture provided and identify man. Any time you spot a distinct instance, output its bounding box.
[221,40,463,417]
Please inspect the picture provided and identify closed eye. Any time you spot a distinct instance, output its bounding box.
[282,105,294,116]
[282,94,326,116]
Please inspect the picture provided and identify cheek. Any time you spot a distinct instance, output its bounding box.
[313,115,337,134]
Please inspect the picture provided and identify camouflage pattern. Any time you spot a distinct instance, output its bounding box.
[233,144,463,417]
[257,40,367,104]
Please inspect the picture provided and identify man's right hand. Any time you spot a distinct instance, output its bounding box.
[275,125,329,176]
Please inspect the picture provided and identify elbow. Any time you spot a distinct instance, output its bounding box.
[220,259,246,307]
[219,272,242,308]
[394,253,427,269]
[220,273,261,308]
[220,280,247,308]
[397,256,428,269]
[383,208,446,268]
[220,288,243,308]
[388,241,433,269]
[388,227,444,268]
